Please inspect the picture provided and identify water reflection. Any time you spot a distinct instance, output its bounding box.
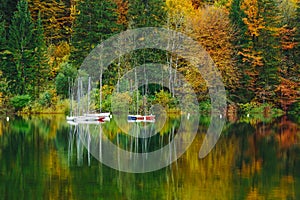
[0,115,299,199]
[67,116,184,172]
[0,115,72,199]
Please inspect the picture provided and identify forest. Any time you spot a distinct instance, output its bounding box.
[0,0,299,116]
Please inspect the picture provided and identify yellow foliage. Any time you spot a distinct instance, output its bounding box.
[48,41,71,77]
[241,0,265,37]
[190,6,240,91]
[166,0,195,30]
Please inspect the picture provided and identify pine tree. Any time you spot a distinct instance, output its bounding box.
[71,0,121,67]
[229,0,256,103]
[127,0,167,66]
[229,0,247,37]
[0,14,17,95]
[127,0,166,28]
[0,15,6,52]
[33,11,49,96]
[236,0,282,104]
[28,0,73,44]
[0,15,8,100]
[8,0,36,95]
[0,0,18,26]
[256,0,281,103]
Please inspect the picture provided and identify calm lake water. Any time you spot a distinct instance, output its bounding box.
[0,114,299,199]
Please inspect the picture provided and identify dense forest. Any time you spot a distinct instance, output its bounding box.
[0,0,299,115]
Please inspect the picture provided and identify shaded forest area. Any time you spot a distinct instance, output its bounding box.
[0,0,299,115]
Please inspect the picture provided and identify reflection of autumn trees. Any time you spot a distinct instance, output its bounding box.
[1,115,299,199]
[234,116,299,199]
[276,116,299,150]
[0,115,72,199]
[194,116,300,199]
[170,133,240,200]
[253,115,299,151]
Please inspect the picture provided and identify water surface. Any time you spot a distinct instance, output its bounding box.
[0,114,299,199]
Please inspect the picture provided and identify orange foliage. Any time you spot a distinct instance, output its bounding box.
[279,25,298,50]
[114,0,129,28]
[275,77,299,111]
[238,49,264,67]
[190,6,240,91]
[241,0,265,38]
[275,116,299,150]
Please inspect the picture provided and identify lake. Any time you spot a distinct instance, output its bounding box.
[0,114,299,199]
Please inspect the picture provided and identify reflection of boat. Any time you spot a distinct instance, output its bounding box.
[84,113,111,121]
[127,115,155,122]
[67,112,111,123]
[67,120,106,126]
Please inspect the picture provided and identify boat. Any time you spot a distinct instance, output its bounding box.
[127,114,155,122]
[66,76,111,124]
[66,113,111,123]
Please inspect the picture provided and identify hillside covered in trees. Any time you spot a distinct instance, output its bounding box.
[0,0,299,115]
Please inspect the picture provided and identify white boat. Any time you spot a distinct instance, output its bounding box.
[66,113,110,122]
[84,113,111,117]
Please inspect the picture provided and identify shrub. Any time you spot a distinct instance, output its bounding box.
[10,95,31,111]
[39,91,52,107]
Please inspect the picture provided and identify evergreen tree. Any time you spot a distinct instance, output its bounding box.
[235,0,281,103]
[256,0,281,103]
[7,0,36,95]
[0,0,18,26]
[229,0,255,102]
[71,0,121,67]
[229,0,247,38]
[127,0,167,66]
[0,15,8,98]
[127,0,166,28]
[33,11,49,96]
[0,15,6,52]
[0,14,16,95]
[28,0,73,44]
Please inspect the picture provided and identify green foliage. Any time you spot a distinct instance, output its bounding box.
[288,101,300,115]
[0,0,298,114]
[111,92,132,113]
[238,102,284,118]
[0,15,5,49]
[55,62,77,98]
[0,0,18,26]
[92,85,114,112]
[128,0,166,28]
[198,100,211,113]
[33,11,49,96]
[7,0,36,95]
[10,94,31,111]
[153,90,177,109]
[229,0,247,39]
[3,0,49,97]
[71,0,121,67]
[38,90,52,107]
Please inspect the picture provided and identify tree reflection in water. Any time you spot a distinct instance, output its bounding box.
[0,114,299,199]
